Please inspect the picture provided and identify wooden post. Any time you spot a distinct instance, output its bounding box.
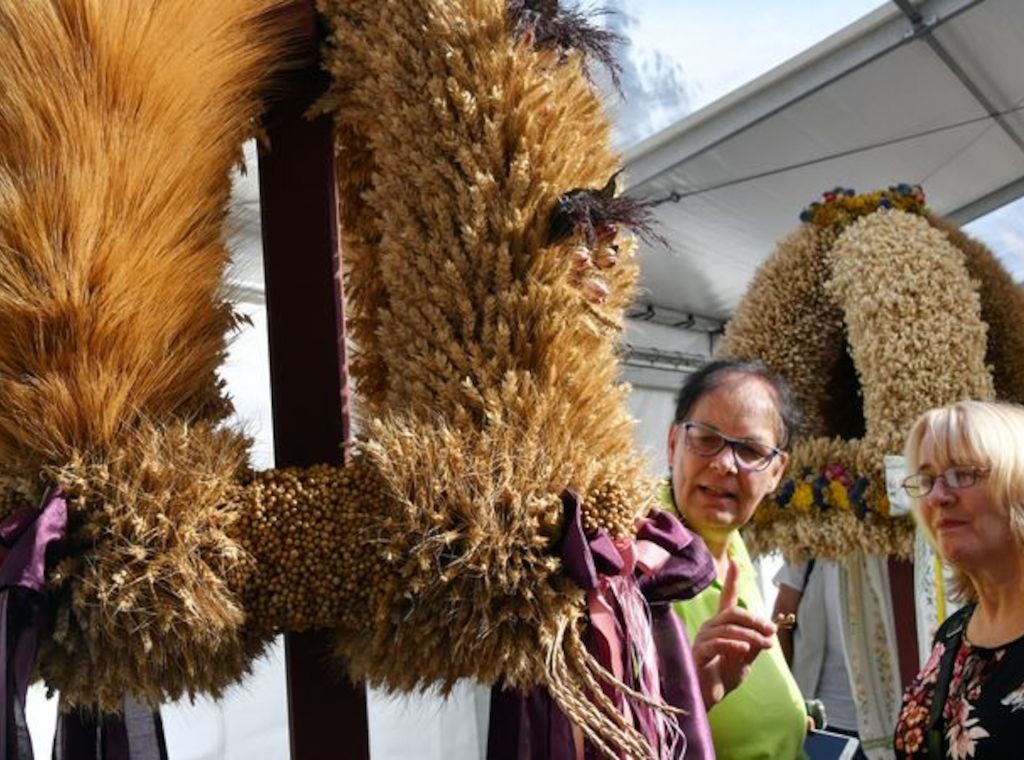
[257,3,367,759]
[888,556,919,691]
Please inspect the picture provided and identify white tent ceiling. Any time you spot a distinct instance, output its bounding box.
[623,0,1024,323]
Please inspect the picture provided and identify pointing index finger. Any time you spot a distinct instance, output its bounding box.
[718,557,740,613]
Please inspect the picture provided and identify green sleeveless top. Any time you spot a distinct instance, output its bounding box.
[673,532,809,759]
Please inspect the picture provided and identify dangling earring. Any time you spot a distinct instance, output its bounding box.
[665,471,681,512]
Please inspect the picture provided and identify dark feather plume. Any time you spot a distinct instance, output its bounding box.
[508,0,624,89]
[548,173,666,247]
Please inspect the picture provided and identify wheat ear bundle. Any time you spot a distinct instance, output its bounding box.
[314,0,664,754]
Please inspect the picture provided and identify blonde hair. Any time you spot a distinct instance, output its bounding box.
[903,400,1024,602]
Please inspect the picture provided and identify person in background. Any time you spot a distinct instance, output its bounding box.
[773,558,868,759]
[894,400,1024,759]
[666,358,809,759]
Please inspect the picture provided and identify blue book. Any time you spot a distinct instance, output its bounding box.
[804,729,861,760]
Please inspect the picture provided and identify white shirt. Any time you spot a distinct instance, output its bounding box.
[774,559,859,732]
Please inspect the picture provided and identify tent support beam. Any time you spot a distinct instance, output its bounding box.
[892,0,1024,157]
[947,175,1024,225]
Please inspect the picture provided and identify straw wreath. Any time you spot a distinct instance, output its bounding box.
[721,187,1014,560]
[2,1,667,753]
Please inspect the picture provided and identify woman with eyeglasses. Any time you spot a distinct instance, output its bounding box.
[894,400,1024,760]
[666,358,810,759]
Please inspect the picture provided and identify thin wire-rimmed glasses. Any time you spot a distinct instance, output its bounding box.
[901,465,989,498]
[679,421,781,472]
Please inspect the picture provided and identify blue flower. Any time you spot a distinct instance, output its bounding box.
[776,479,795,507]
[812,475,829,509]
[849,477,869,519]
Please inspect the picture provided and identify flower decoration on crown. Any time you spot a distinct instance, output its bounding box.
[773,463,872,520]
[799,184,927,228]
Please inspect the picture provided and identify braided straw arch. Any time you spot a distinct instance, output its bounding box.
[719,189,1024,560]
[311,0,662,755]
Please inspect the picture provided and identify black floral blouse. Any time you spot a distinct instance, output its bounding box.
[895,606,1024,759]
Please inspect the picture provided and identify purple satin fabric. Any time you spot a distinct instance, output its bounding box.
[635,510,716,760]
[559,494,624,590]
[487,685,576,760]
[0,489,166,760]
[0,489,67,760]
[53,698,168,760]
[487,492,716,760]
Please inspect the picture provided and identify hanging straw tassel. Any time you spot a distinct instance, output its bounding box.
[544,616,691,760]
[545,618,654,760]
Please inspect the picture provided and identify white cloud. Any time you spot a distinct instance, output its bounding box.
[604,0,884,146]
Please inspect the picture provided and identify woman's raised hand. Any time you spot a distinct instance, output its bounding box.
[691,558,777,708]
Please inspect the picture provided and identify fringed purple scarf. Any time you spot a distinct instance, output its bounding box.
[488,492,716,760]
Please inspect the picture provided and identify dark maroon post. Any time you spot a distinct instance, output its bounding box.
[257,2,366,759]
[888,557,920,691]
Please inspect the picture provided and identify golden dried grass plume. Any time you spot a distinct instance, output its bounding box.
[0,0,294,708]
[0,0,290,475]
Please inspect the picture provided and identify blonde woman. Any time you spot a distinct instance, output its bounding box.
[895,400,1024,759]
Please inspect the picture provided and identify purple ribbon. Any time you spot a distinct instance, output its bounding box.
[488,491,717,760]
[0,489,67,760]
[52,698,168,760]
[0,489,167,760]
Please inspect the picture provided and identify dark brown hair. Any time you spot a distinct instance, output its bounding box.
[674,358,801,449]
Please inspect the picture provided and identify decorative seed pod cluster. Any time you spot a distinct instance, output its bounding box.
[583,480,643,539]
[548,174,657,311]
[722,188,1018,560]
[568,239,620,305]
[235,458,396,636]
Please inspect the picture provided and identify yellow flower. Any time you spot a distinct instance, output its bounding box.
[793,483,814,512]
[828,480,850,511]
